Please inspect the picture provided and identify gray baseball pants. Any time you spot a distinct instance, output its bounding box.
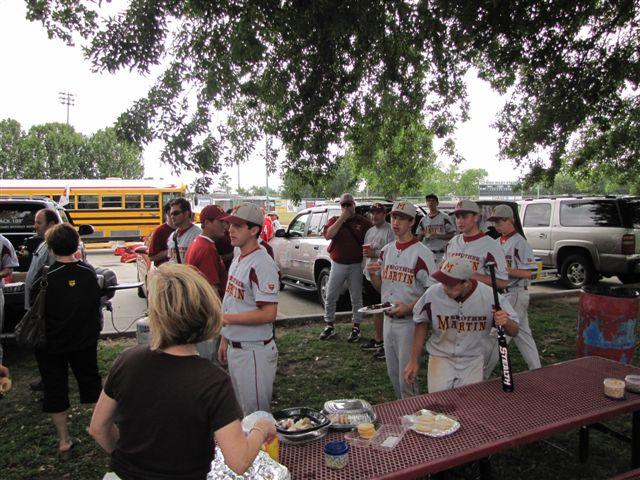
[324,261,363,325]
[384,318,419,399]
[227,340,278,415]
[483,289,541,379]
[428,355,484,393]
[0,291,4,365]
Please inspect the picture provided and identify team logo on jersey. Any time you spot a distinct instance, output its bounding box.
[267,283,275,291]
[68,280,76,287]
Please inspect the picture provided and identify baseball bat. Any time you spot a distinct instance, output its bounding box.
[487,262,514,392]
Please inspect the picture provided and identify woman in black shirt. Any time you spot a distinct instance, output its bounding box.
[33,223,102,459]
[89,263,276,479]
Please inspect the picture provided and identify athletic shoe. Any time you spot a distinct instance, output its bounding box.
[319,326,336,340]
[373,346,386,360]
[360,339,383,351]
[29,379,43,391]
[347,327,361,343]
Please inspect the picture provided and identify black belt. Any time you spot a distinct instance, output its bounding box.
[230,337,273,349]
[499,286,528,294]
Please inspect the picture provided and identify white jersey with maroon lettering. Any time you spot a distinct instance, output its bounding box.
[363,222,395,269]
[379,239,437,321]
[419,211,455,253]
[413,281,519,358]
[167,223,201,264]
[222,246,279,342]
[498,232,537,289]
[443,233,508,281]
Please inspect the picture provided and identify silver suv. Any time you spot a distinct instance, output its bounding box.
[519,196,640,288]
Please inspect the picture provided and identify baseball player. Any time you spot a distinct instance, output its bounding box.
[217,203,279,415]
[366,201,437,398]
[0,234,19,367]
[418,193,455,264]
[361,203,395,359]
[166,198,201,264]
[443,200,509,290]
[320,193,372,342]
[483,205,541,378]
[404,256,520,393]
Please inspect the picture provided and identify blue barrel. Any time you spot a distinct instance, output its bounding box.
[576,286,639,364]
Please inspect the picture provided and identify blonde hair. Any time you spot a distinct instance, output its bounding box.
[147,263,222,350]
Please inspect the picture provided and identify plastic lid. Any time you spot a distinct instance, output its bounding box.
[581,286,639,299]
[241,411,275,434]
[324,440,349,456]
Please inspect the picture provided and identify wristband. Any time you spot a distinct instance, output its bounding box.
[250,425,266,439]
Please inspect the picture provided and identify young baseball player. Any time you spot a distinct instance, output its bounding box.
[443,200,509,290]
[320,193,372,342]
[483,205,541,378]
[404,256,519,393]
[366,201,437,398]
[166,198,201,264]
[361,203,395,359]
[217,203,280,415]
[418,193,455,264]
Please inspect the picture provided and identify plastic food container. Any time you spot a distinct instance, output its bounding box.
[604,378,626,399]
[368,425,406,452]
[625,375,640,393]
[324,441,349,469]
[344,430,373,448]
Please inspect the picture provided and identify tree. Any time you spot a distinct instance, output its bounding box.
[455,169,487,198]
[217,172,232,193]
[83,128,144,178]
[0,119,23,178]
[280,156,359,202]
[26,1,639,186]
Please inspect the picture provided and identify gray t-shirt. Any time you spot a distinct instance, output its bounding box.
[167,223,202,264]
[0,235,19,288]
[362,222,395,270]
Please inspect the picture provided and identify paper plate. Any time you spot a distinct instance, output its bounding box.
[357,303,395,315]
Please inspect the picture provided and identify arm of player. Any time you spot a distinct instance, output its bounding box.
[223,303,277,326]
[472,273,508,289]
[507,268,534,279]
[403,322,429,385]
[494,310,519,337]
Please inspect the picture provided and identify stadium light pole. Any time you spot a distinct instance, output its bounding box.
[58,92,75,124]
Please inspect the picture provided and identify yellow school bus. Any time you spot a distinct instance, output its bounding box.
[0,179,185,241]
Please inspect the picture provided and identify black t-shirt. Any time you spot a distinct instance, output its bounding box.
[104,346,243,480]
[37,260,102,353]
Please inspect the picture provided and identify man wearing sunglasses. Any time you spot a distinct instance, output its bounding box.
[166,198,201,265]
[320,193,372,342]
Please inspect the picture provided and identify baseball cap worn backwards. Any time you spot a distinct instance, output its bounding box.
[391,200,417,219]
[453,200,480,215]
[199,205,226,222]
[487,204,514,222]
[340,193,355,204]
[432,256,475,286]
[221,203,264,226]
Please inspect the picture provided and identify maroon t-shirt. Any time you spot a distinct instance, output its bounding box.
[215,230,234,270]
[104,345,242,480]
[185,235,227,299]
[323,214,372,264]
[148,223,175,267]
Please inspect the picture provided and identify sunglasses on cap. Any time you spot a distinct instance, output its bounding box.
[341,202,354,207]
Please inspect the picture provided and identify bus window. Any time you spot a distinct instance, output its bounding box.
[143,194,160,210]
[125,194,142,209]
[77,195,99,209]
[102,195,123,208]
[162,192,180,207]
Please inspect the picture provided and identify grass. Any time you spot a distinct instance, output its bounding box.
[1,296,639,479]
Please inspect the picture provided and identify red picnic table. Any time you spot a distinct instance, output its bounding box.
[279,356,640,479]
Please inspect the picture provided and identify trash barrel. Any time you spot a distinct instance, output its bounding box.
[576,286,640,364]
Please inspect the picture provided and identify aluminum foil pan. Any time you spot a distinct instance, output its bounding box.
[401,409,460,438]
[208,446,290,480]
[324,398,372,414]
[323,399,377,430]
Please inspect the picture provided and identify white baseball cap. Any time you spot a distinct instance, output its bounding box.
[340,193,355,204]
[222,203,264,226]
[487,204,514,221]
[390,200,417,219]
[432,256,475,286]
[453,200,480,214]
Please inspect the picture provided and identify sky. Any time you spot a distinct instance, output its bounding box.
[0,1,525,192]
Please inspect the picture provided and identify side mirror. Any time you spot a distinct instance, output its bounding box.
[275,229,286,238]
[78,224,94,236]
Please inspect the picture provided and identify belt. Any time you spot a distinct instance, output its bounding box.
[499,286,528,294]
[230,337,274,349]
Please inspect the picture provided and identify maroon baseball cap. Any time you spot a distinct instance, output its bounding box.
[199,205,226,222]
[370,202,386,213]
[432,257,475,286]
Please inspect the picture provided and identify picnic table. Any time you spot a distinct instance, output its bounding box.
[280,356,640,479]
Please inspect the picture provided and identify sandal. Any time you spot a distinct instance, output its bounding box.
[58,440,77,461]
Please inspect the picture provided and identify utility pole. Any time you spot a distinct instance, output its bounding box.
[265,136,270,211]
[237,161,241,194]
[58,92,75,124]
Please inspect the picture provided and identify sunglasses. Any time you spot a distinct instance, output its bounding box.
[169,210,184,216]
[341,202,354,207]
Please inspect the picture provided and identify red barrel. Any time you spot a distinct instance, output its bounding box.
[576,286,639,364]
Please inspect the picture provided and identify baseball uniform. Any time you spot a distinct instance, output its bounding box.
[167,223,201,264]
[378,238,437,398]
[0,235,19,364]
[419,211,455,261]
[222,246,279,415]
[414,280,519,393]
[362,222,395,305]
[484,231,541,378]
[443,232,508,281]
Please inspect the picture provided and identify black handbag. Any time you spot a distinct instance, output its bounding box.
[14,266,49,350]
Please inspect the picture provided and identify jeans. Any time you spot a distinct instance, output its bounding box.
[323,262,363,325]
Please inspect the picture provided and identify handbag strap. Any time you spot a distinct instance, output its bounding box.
[174,234,182,264]
[40,266,50,291]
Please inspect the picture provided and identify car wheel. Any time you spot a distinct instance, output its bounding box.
[137,285,147,299]
[317,267,331,306]
[560,254,596,289]
[617,273,640,284]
